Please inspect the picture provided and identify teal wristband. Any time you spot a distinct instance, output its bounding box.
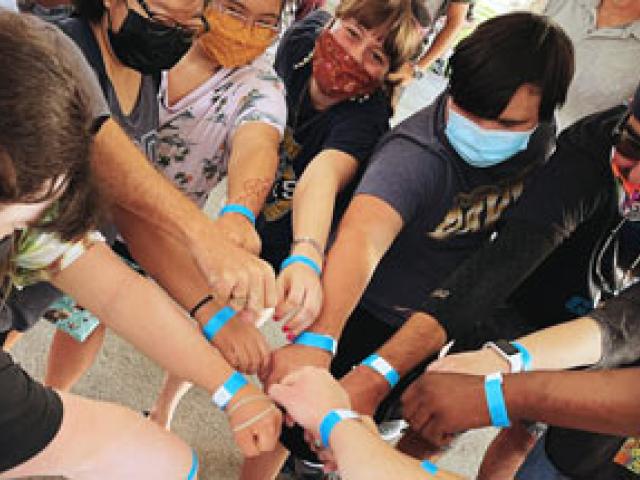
[294,332,337,355]
[484,372,511,427]
[420,459,438,475]
[186,449,199,480]
[511,341,532,371]
[219,204,256,225]
[202,306,236,341]
[319,409,359,448]
[212,371,248,410]
[361,354,400,388]
[280,255,322,275]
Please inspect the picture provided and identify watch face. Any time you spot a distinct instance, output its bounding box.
[494,339,519,356]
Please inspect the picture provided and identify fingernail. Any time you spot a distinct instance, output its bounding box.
[286,333,295,342]
[282,325,290,332]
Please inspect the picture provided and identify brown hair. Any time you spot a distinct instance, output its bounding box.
[0,12,100,242]
[335,0,422,72]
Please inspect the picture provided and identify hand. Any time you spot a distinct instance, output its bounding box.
[401,372,490,448]
[214,213,262,256]
[387,62,415,87]
[227,383,283,457]
[188,222,276,313]
[275,263,323,339]
[268,366,350,435]
[213,310,271,375]
[428,348,510,376]
[339,365,391,417]
[259,343,332,392]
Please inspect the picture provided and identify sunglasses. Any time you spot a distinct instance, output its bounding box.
[613,111,640,161]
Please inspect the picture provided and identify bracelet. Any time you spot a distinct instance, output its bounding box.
[420,459,438,475]
[280,255,322,276]
[202,306,236,341]
[226,394,271,415]
[219,204,256,225]
[360,353,400,388]
[232,404,278,432]
[292,237,325,259]
[511,341,533,371]
[319,409,360,448]
[212,371,248,410]
[294,332,337,355]
[484,372,511,428]
[189,294,214,318]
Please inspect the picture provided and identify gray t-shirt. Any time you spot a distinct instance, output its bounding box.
[545,0,640,130]
[0,16,109,334]
[356,94,555,327]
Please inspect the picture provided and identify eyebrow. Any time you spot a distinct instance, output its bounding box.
[496,118,531,127]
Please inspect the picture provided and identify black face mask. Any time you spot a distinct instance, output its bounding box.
[108,9,193,75]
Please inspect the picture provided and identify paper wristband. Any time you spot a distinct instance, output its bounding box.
[361,354,400,388]
[484,372,511,428]
[212,371,248,410]
[219,204,256,225]
[319,409,360,448]
[280,255,322,275]
[511,341,533,371]
[202,306,236,341]
[294,332,337,355]
[420,459,439,475]
[186,449,199,480]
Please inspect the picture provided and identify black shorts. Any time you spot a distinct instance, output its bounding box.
[0,350,63,473]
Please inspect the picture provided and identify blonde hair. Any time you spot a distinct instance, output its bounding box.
[335,0,422,71]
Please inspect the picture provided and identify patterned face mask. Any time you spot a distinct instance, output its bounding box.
[198,7,277,68]
[312,29,382,101]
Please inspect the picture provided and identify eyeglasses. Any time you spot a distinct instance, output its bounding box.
[134,0,209,38]
[613,111,640,161]
[212,0,281,35]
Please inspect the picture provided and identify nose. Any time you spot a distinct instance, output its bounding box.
[350,42,367,65]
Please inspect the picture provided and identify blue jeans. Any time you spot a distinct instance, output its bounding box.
[516,435,570,480]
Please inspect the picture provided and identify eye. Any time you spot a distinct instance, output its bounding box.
[371,51,386,66]
[345,26,360,39]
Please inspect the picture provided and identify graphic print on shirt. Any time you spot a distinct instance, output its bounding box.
[262,126,301,222]
[429,180,524,240]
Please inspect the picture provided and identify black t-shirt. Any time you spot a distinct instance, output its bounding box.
[356,93,555,327]
[257,10,392,267]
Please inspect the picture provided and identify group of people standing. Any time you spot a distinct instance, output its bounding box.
[0,0,640,479]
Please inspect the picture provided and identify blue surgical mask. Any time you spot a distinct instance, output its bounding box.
[445,108,535,168]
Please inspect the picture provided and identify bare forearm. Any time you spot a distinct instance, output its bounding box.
[515,317,602,370]
[378,312,447,375]
[93,119,210,243]
[227,124,280,215]
[52,244,231,394]
[416,14,466,70]
[332,421,460,480]
[507,369,640,436]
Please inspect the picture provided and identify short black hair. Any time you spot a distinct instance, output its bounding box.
[72,0,106,22]
[449,12,574,122]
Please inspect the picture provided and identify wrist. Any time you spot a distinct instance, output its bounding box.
[502,372,536,423]
[291,241,324,266]
[219,204,256,226]
[360,353,400,388]
[293,331,337,355]
[318,409,360,448]
[351,364,393,399]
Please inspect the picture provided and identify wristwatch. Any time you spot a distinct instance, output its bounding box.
[483,340,523,373]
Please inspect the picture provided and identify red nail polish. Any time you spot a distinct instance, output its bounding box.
[282,325,290,332]
[287,333,296,342]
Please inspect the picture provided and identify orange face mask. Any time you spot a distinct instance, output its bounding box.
[198,8,277,68]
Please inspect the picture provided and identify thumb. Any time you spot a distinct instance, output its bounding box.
[267,382,297,407]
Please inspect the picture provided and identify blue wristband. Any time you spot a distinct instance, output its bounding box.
[212,371,248,410]
[280,255,322,275]
[361,354,400,388]
[219,204,256,225]
[186,449,199,480]
[420,459,439,475]
[294,332,337,355]
[511,341,532,371]
[484,373,511,427]
[202,306,236,341]
[319,409,359,448]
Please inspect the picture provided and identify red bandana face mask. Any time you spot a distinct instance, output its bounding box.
[312,29,382,101]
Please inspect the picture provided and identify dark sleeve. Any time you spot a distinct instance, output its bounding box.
[322,99,390,164]
[0,282,63,333]
[419,109,621,341]
[589,284,640,368]
[355,135,443,225]
[46,21,110,130]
